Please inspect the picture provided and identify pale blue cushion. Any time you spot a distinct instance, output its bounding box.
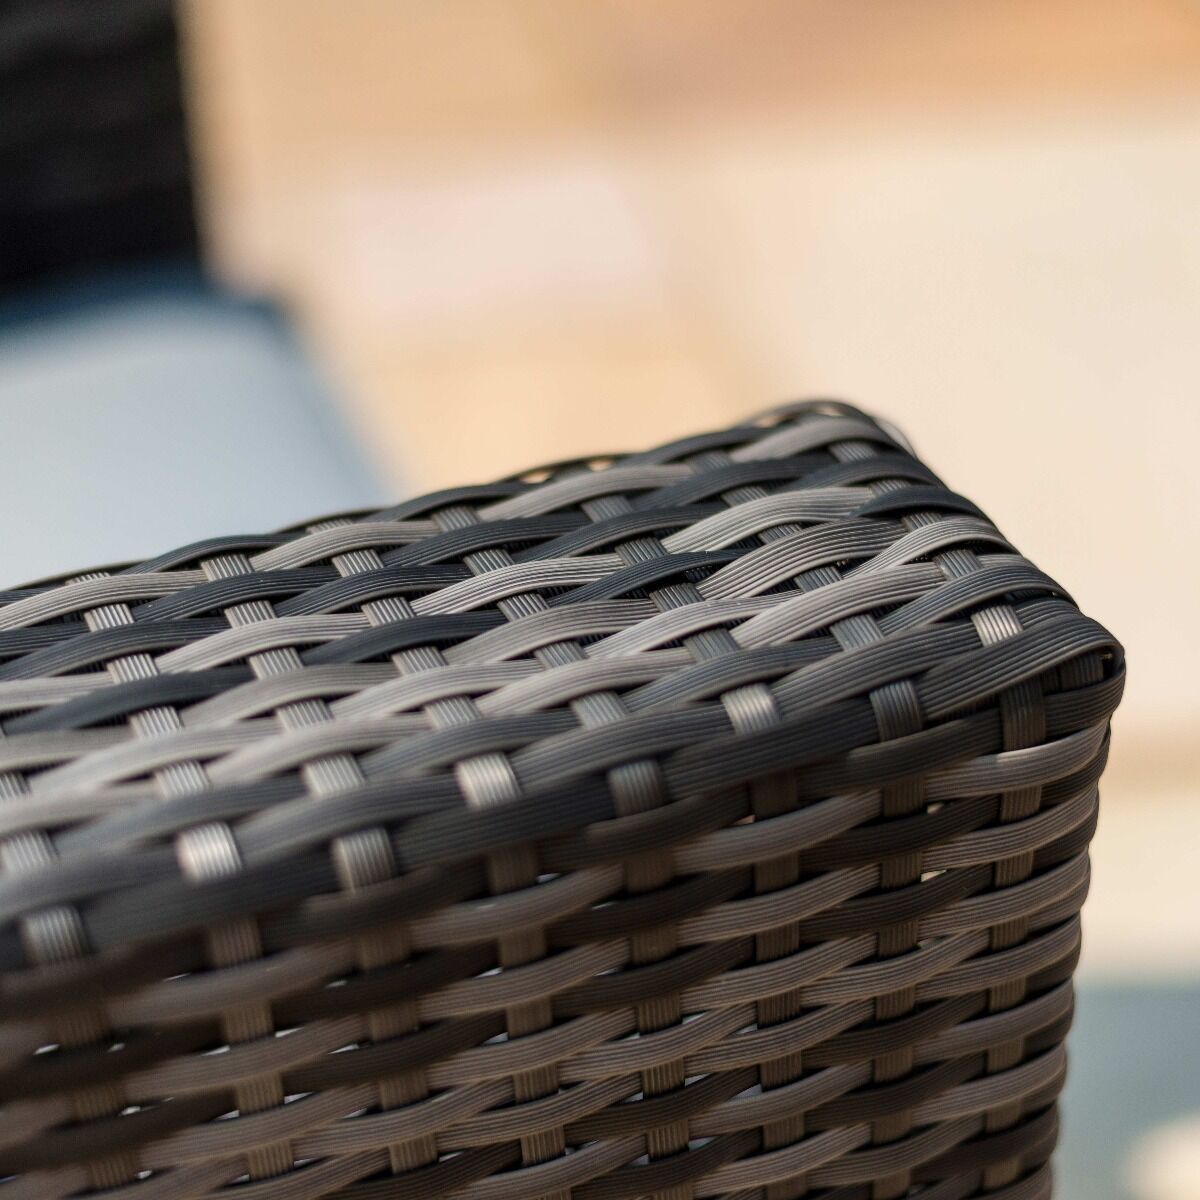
[0,269,386,585]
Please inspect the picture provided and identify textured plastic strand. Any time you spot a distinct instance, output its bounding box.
[0,402,1122,1199]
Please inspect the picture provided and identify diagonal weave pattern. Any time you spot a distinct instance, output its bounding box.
[0,402,1123,1200]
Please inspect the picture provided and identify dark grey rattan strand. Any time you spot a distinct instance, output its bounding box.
[0,402,1122,1200]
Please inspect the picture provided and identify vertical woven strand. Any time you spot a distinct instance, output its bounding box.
[719,416,926,1199]
[823,437,933,1200]
[0,572,189,1194]
[900,520,1054,1190]
[825,419,1052,1195]
[682,449,815,1200]
[430,505,569,1193]
[0,773,136,1196]
[973,616,1047,1192]
[187,550,371,1180]
[319,529,441,1176]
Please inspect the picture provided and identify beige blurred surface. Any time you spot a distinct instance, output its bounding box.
[1126,1114,1200,1200]
[182,0,1199,973]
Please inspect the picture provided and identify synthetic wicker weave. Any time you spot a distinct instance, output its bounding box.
[0,402,1123,1200]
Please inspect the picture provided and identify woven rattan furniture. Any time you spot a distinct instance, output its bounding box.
[0,402,1123,1200]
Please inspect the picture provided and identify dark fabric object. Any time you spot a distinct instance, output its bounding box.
[0,0,197,288]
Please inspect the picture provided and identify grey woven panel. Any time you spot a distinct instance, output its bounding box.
[0,401,1123,1199]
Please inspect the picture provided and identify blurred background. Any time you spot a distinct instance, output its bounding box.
[1,1,1197,1195]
